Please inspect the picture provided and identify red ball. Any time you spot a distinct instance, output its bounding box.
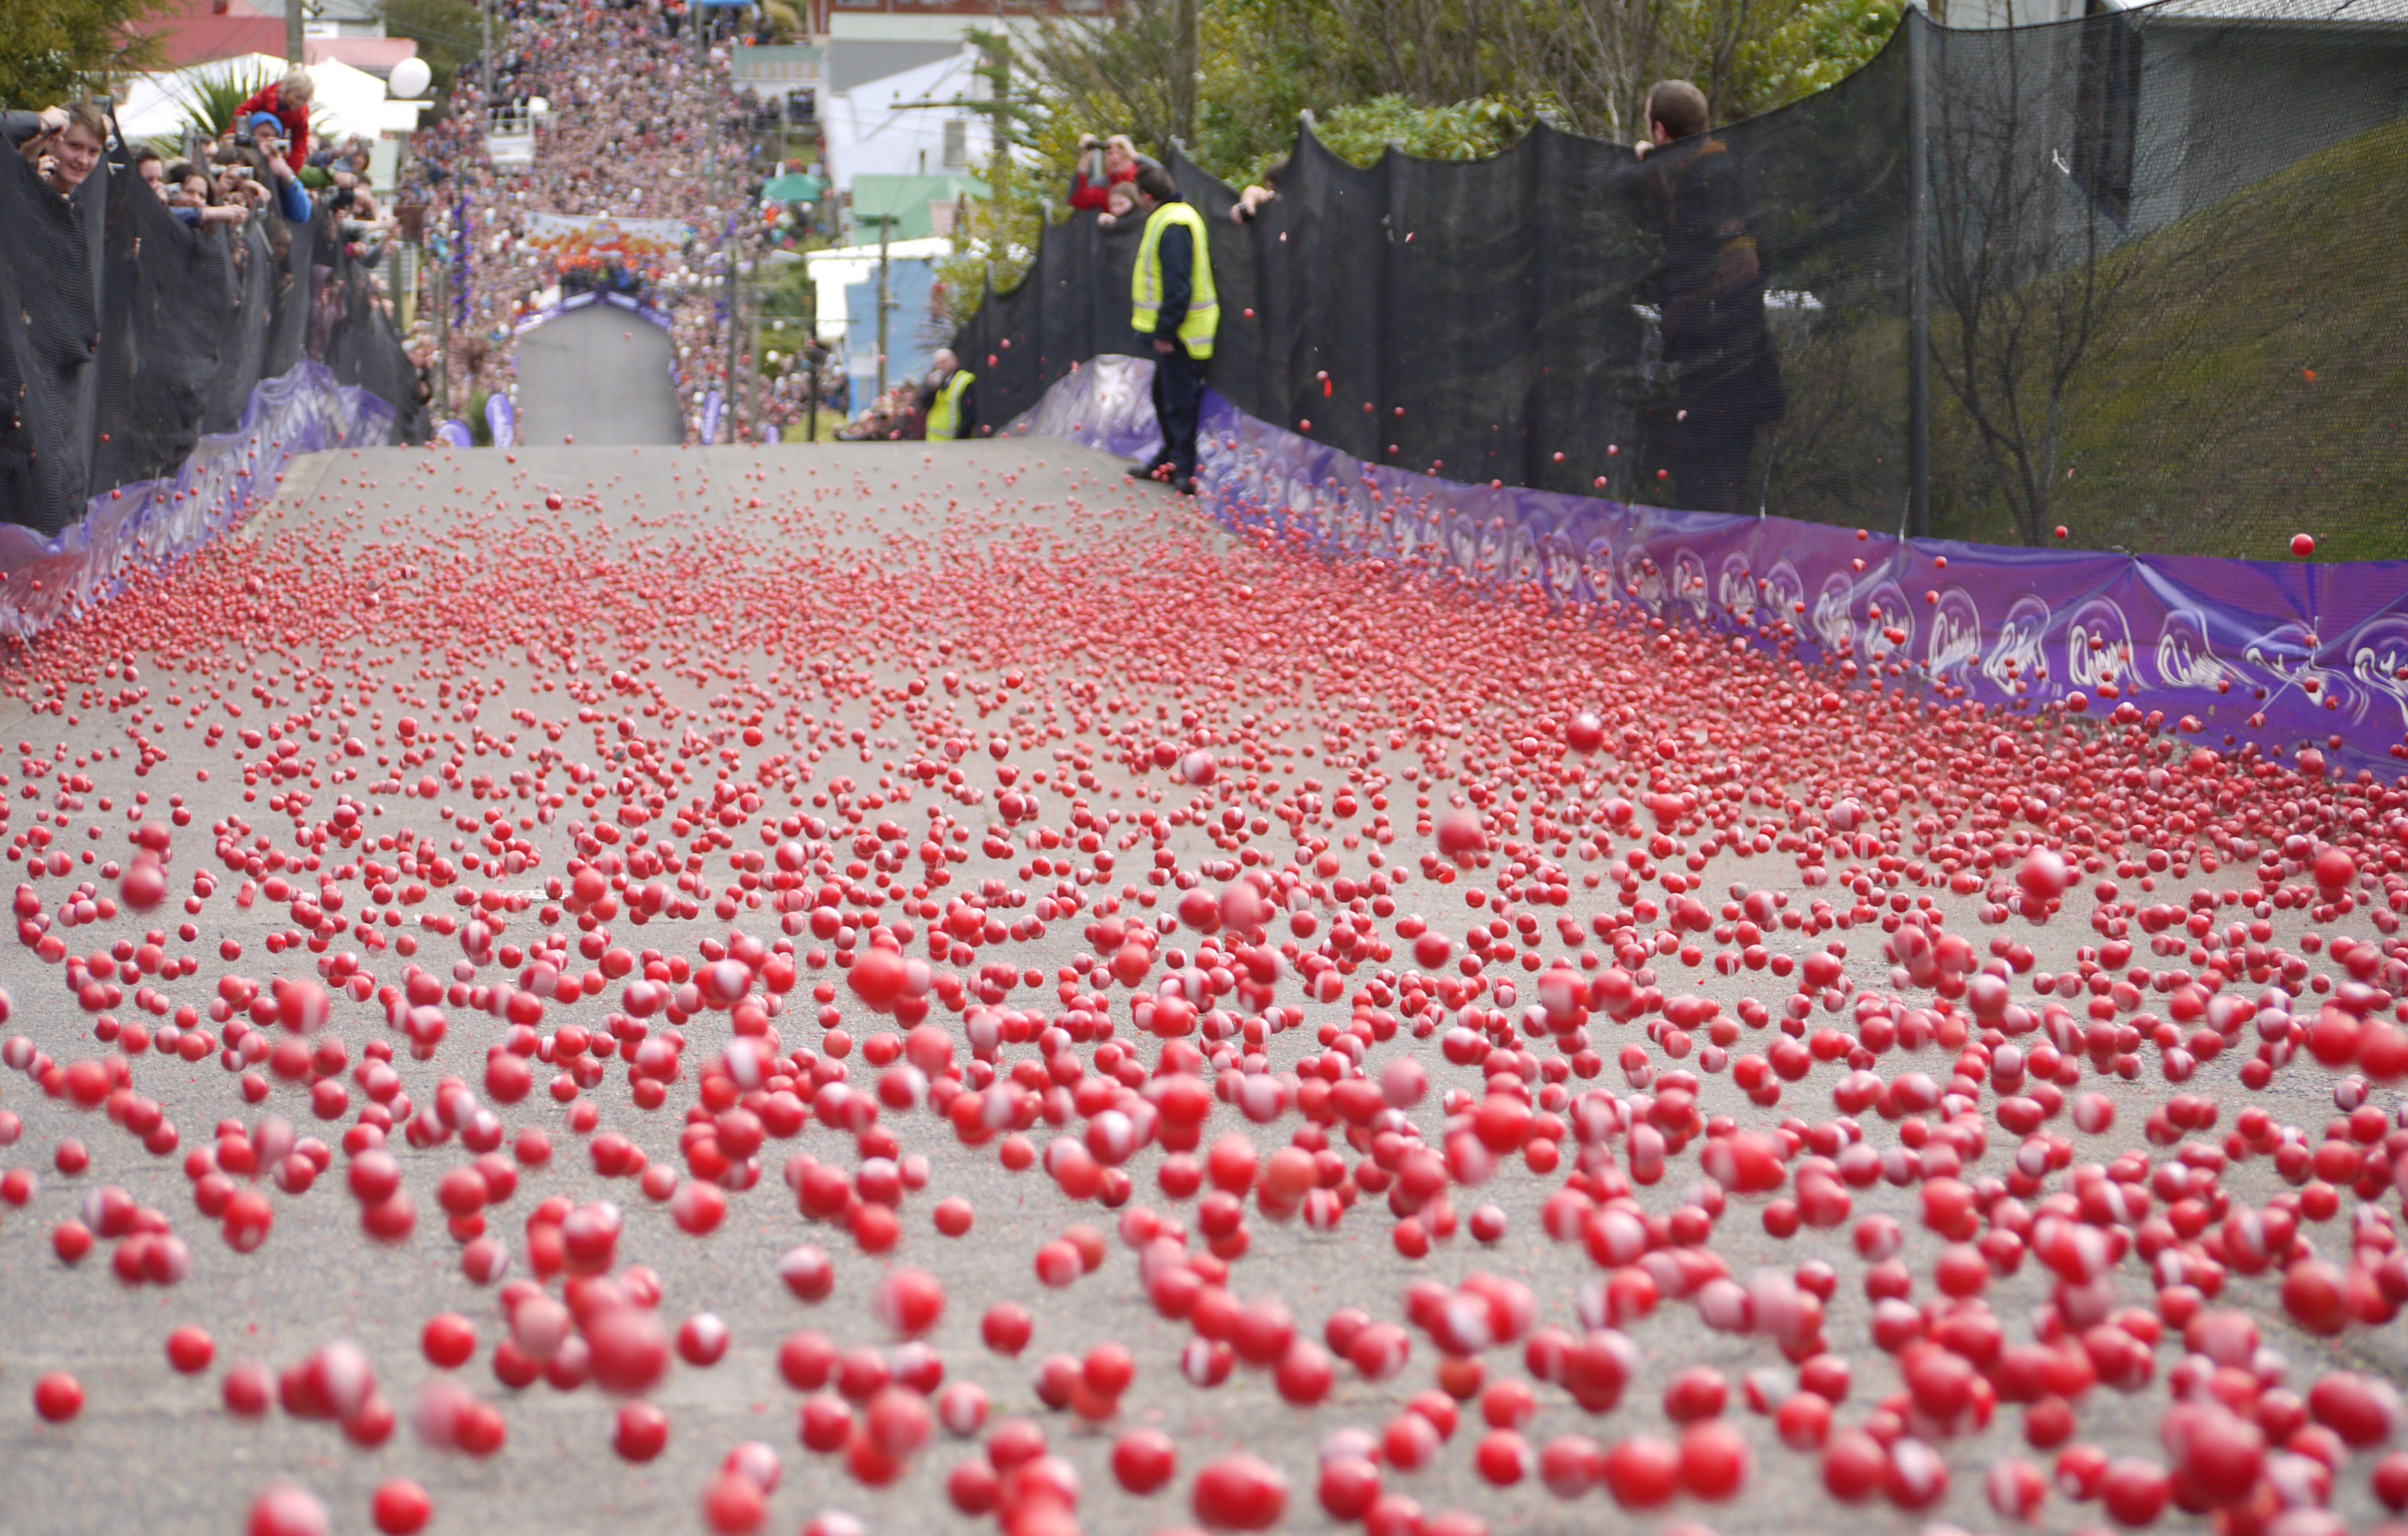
[166,1325,216,1374]
[1603,1435,1681,1508]
[33,1372,84,1422]
[1191,1454,1288,1530]
[1112,1428,1178,1494]
[613,1400,670,1462]
[370,1481,433,1536]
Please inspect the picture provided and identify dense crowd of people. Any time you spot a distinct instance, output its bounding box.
[397,0,768,439]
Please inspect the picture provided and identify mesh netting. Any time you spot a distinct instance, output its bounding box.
[958,0,2408,558]
[1,156,421,534]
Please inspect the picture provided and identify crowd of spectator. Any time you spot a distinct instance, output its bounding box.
[396,0,762,439]
[8,78,393,251]
[7,77,400,403]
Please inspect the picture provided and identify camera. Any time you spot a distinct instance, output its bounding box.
[235,131,254,149]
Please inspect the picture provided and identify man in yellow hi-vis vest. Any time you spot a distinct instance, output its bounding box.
[922,349,976,440]
[1126,164,1215,495]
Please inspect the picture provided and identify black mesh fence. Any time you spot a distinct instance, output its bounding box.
[1,145,426,536]
[957,0,2408,559]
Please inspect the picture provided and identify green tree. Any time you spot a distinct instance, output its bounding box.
[166,60,277,144]
[0,0,169,110]
[1309,94,1533,170]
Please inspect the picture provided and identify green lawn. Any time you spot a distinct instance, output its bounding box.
[1929,119,2408,559]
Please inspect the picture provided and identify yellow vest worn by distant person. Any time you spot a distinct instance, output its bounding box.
[926,367,975,439]
[1131,200,1218,361]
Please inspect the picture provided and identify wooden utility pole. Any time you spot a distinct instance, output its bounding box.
[286,0,305,63]
[857,211,900,398]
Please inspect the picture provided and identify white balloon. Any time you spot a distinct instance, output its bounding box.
[388,57,432,100]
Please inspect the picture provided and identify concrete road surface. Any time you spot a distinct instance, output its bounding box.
[0,441,2395,1536]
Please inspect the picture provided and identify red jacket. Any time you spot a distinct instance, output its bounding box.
[1067,161,1135,211]
[237,84,310,172]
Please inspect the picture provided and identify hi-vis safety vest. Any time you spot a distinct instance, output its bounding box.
[1131,200,1217,360]
[926,367,975,439]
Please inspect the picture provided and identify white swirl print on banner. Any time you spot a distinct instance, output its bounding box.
[1761,560,1806,634]
[1671,548,1711,622]
[1925,589,1982,683]
[1504,523,1541,589]
[1582,537,1618,607]
[1983,595,2052,696]
[2346,616,2408,729]
[2151,608,2237,695]
[1718,552,1757,625]
[1862,580,1913,664]
[1624,545,1667,615]
[2065,597,2138,697]
[1812,571,1857,655]
[1542,533,1583,605]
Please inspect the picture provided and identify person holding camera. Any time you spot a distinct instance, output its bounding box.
[237,70,316,173]
[5,102,107,199]
[243,114,317,225]
[1069,134,1143,212]
[166,162,248,228]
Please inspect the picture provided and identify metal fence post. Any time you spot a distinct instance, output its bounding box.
[1906,8,1933,542]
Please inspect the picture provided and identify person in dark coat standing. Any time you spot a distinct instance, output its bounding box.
[1627,79,1786,515]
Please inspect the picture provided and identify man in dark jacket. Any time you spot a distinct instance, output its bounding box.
[1126,164,1216,494]
[1627,79,1786,515]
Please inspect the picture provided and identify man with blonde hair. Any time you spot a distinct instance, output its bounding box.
[238,70,316,172]
[7,102,108,198]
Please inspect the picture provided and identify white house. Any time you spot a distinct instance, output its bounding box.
[819,48,993,195]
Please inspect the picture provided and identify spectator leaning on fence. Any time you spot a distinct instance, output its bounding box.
[1069,134,1144,211]
[922,348,976,441]
[1231,156,1286,225]
[238,71,315,172]
[245,116,317,225]
[6,103,107,198]
[1126,163,1216,495]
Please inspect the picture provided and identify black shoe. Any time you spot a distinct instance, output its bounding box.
[1126,463,1165,482]
[1172,477,1197,496]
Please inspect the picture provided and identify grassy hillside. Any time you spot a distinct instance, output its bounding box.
[1928,117,2408,559]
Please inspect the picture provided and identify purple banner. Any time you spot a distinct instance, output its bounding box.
[486,392,518,449]
[0,362,394,640]
[700,390,725,446]
[1001,355,1164,463]
[435,420,476,449]
[1011,358,2408,781]
[512,288,676,337]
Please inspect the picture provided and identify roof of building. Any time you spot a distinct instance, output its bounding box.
[846,173,987,241]
[2118,0,2408,22]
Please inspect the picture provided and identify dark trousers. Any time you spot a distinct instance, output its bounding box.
[1149,344,1205,480]
[1665,411,1758,515]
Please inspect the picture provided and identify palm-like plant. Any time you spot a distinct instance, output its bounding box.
[169,59,277,143]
